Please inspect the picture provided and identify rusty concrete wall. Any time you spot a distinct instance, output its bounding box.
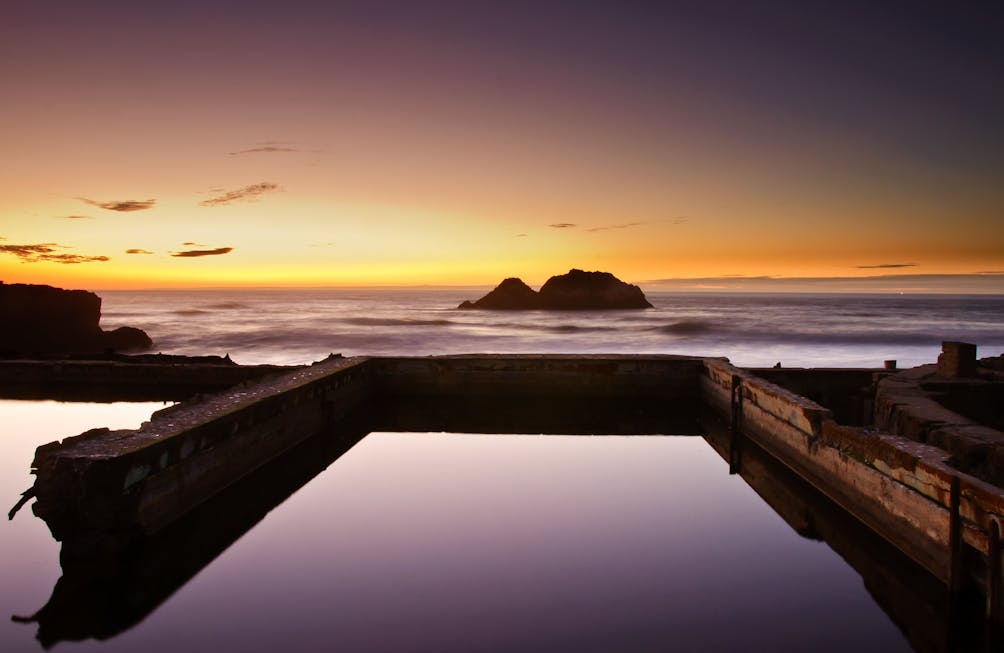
[25,352,1004,622]
[700,415,953,652]
[748,367,886,425]
[875,365,1004,486]
[702,358,1004,612]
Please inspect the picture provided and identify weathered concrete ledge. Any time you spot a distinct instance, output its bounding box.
[748,367,891,425]
[31,355,374,546]
[29,355,702,546]
[371,353,706,399]
[702,356,1004,621]
[21,351,1004,625]
[875,362,1004,486]
[0,357,301,401]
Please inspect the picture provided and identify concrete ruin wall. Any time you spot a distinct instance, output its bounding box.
[702,358,1004,611]
[23,353,1004,621]
[31,356,375,545]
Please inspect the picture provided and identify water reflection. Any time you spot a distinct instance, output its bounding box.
[6,399,978,652]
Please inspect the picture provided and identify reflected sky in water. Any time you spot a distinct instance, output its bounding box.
[0,401,168,653]
[2,405,914,652]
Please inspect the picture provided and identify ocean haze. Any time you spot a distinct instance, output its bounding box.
[96,288,1004,368]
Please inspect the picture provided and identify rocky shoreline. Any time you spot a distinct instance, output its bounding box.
[0,282,152,356]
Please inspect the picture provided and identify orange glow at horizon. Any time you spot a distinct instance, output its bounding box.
[1,3,1001,293]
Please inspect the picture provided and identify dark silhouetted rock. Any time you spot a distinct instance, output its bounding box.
[104,326,154,352]
[0,282,153,356]
[539,269,652,309]
[458,269,652,310]
[458,278,542,310]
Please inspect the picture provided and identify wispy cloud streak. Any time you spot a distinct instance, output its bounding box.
[586,222,644,232]
[855,263,916,269]
[171,247,234,257]
[77,197,156,212]
[200,182,280,206]
[0,242,109,264]
[229,146,301,155]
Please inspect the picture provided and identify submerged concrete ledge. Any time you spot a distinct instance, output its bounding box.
[19,351,1004,625]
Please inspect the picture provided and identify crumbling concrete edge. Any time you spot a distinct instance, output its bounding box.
[703,358,1004,595]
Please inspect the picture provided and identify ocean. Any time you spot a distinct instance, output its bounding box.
[99,288,1004,368]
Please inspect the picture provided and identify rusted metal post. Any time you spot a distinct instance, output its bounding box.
[949,475,962,596]
[729,374,743,475]
[989,520,1002,622]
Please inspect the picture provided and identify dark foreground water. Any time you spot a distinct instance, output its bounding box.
[1,401,925,652]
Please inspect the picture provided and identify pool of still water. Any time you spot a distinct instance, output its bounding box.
[1,401,915,652]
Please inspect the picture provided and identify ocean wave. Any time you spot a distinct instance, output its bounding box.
[657,320,712,335]
[205,302,250,310]
[343,317,454,327]
[696,328,1003,347]
[544,324,618,333]
[491,321,619,333]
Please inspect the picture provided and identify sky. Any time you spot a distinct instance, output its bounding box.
[1,0,1002,290]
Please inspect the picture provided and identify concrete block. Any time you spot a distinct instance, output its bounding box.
[938,341,978,378]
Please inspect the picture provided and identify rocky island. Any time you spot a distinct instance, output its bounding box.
[458,269,652,310]
[0,282,152,356]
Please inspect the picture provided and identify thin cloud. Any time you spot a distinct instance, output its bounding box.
[855,263,916,269]
[171,247,234,258]
[125,248,154,255]
[513,233,528,238]
[229,146,301,156]
[586,222,645,232]
[671,216,688,224]
[57,215,92,220]
[549,223,576,229]
[183,241,205,247]
[1,243,59,259]
[0,242,109,264]
[200,182,281,207]
[77,197,156,212]
[41,253,110,264]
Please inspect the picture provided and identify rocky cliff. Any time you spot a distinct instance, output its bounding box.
[0,282,152,356]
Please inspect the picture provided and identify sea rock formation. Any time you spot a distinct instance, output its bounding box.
[458,278,543,310]
[0,282,152,355]
[458,269,652,310]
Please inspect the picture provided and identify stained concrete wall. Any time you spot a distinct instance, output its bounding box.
[875,365,1004,486]
[24,353,1004,623]
[702,358,1004,611]
[748,368,887,425]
